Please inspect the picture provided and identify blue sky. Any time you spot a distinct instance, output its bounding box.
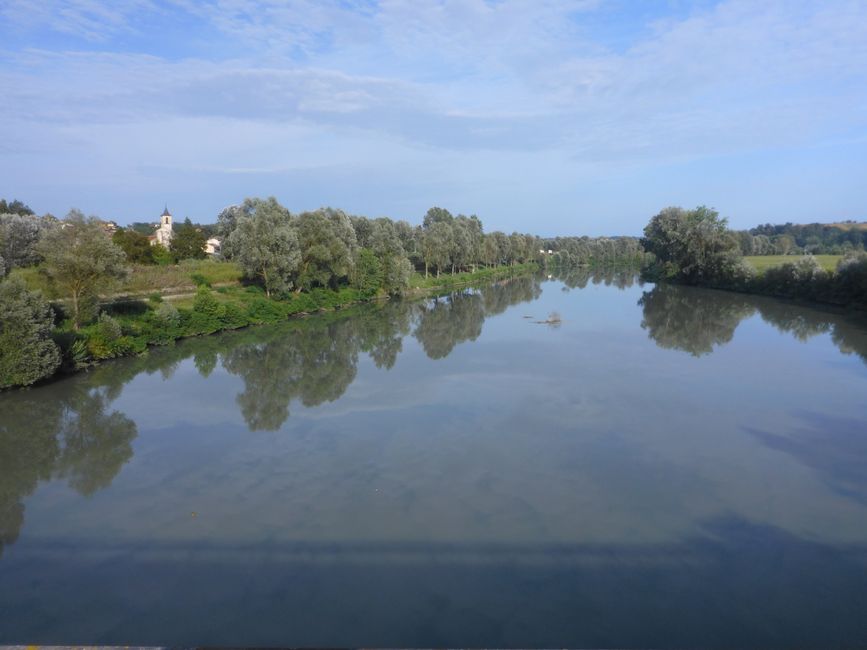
[1,0,865,235]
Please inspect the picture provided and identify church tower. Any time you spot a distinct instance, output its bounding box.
[154,204,174,247]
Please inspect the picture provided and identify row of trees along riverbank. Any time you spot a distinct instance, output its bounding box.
[641,206,867,308]
[1,197,644,389]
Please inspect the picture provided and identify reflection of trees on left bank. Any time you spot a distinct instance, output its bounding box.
[0,385,137,557]
[0,275,545,553]
[222,275,544,430]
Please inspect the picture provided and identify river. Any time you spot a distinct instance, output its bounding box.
[1,270,866,647]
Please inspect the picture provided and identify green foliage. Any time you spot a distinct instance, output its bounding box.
[642,207,867,307]
[749,221,865,255]
[83,313,134,360]
[151,243,173,265]
[171,218,207,261]
[353,248,383,296]
[296,208,357,290]
[0,199,35,216]
[641,206,742,285]
[112,228,155,264]
[1,213,55,271]
[0,276,61,389]
[190,272,210,287]
[37,211,129,329]
[745,255,841,273]
[224,197,301,297]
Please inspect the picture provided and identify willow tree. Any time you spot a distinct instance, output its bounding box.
[224,197,300,297]
[296,208,357,291]
[37,211,128,329]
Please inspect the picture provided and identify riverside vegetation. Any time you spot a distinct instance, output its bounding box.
[640,206,867,308]
[0,198,645,389]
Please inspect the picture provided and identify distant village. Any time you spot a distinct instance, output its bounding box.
[96,205,222,256]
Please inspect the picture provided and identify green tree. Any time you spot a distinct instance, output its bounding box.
[171,218,207,261]
[353,248,383,296]
[0,213,54,271]
[296,208,357,291]
[0,276,62,389]
[112,227,155,264]
[37,211,129,329]
[224,197,300,297]
[422,220,453,277]
[0,199,35,216]
[370,218,412,294]
[641,206,744,284]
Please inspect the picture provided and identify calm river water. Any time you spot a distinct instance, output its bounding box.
[2,270,867,647]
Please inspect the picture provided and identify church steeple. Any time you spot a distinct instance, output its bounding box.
[162,204,171,218]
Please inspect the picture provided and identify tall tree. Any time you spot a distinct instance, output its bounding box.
[422,221,453,277]
[37,211,129,329]
[224,197,300,297]
[641,206,743,284]
[296,208,357,291]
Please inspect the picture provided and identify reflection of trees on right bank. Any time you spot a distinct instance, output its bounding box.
[639,283,867,363]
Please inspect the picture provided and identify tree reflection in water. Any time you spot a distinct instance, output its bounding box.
[0,385,137,557]
[3,273,865,560]
[638,282,867,364]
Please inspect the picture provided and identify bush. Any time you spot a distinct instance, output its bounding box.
[246,298,287,323]
[84,313,132,360]
[0,276,62,388]
[758,257,828,299]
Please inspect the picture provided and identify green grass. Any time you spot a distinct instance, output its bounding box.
[745,255,841,273]
[123,259,243,294]
[12,259,243,299]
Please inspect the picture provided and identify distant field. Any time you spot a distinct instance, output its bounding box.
[745,255,841,273]
[824,222,867,231]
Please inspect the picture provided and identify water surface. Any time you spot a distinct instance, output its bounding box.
[2,271,867,647]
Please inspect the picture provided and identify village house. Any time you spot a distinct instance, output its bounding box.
[205,237,222,255]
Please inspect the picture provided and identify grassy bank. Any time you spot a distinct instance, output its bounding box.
[745,255,841,273]
[36,262,538,385]
[11,259,244,299]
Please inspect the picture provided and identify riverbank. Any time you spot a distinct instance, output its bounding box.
[26,262,540,389]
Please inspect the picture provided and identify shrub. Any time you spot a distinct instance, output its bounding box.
[0,276,62,388]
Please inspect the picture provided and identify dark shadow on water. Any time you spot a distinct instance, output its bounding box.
[2,516,866,647]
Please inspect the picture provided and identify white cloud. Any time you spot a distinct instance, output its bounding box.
[1,0,866,226]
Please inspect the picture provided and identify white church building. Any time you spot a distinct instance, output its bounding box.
[150,205,174,247]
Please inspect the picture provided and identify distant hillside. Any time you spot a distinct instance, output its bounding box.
[822,221,867,231]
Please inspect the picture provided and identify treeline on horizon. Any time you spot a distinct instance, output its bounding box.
[737,221,867,256]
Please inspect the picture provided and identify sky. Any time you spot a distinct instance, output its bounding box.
[1,0,866,236]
